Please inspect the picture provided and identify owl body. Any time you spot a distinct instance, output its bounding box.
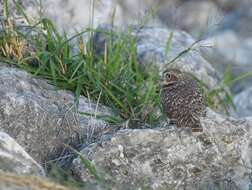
[161,69,205,132]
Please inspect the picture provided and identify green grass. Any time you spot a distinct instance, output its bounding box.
[0,4,164,127]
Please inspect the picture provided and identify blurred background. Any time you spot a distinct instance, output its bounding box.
[13,0,252,37]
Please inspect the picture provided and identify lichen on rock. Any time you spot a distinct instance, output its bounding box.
[71,108,252,190]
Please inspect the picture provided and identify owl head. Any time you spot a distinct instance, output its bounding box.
[161,69,184,88]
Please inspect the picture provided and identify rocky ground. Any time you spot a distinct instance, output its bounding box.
[1,0,252,190]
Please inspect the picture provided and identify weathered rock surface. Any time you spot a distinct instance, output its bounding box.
[71,108,252,190]
[0,131,44,176]
[233,86,252,117]
[0,172,73,190]
[0,62,112,164]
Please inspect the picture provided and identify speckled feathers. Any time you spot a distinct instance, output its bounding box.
[161,69,205,132]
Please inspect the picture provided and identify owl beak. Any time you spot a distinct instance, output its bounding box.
[160,79,174,88]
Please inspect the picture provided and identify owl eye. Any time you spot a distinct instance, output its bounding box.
[166,73,171,80]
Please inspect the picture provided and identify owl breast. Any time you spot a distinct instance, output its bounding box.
[161,78,205,131]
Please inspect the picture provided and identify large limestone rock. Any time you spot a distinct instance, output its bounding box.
[71,108,252,190]
[0,62,112,164]
[0,131,44,176]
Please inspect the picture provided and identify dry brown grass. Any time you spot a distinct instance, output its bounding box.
[0,172,76,190]
[0,18,30,60]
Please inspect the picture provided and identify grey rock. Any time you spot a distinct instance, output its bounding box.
[133,26,220,89]
[204,31,252,67]
[233,86,252,117]
[71,108,252,190]
[0,131,44,176]
[0,62,112,165]
[202,30,252,93]
[158,0,223,38]
[232,7,252,39]
[158,0,252,38]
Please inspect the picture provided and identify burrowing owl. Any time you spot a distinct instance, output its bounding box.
[161,69,205,132]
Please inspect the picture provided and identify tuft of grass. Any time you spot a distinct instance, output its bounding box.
[0,1,163,127]
[0,18,28,60]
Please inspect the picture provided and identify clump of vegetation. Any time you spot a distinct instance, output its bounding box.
[0,1,163,127]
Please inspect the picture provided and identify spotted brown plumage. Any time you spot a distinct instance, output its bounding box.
[161,69,205,132]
